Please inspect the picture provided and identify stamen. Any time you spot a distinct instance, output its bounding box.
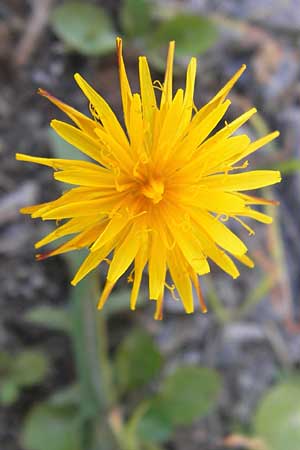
[228,160,249,172]
[153,80,163,91]
[165,282,179,301]
[218,214,229,222]
[233,215,255,236]
[127,268,134,283]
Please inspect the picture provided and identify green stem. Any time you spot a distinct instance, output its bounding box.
[66,253,119,450]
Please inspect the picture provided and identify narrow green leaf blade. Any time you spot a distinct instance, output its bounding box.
[24,305,71,333]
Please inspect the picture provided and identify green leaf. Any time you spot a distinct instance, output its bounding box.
[137,400,173,443]
[270,159,300,175]
[12,350,48,387]
[158,367,221,425]
[48,384,81,408]
[115,329,162,393]
[120,0,152,38]
[137,367,221,443]
[22,403,81,450]
[147,14,218,71]
[24,305,71,333]
[0,351,48,404]
[254,376,300,450]
[51,2,116,56]
[0,351,14,371]
[0,380,20,405]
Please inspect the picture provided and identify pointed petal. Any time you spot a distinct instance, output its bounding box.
[149,232,167,300]
[38,88,98,136]
[116,37,132,130]
[160,41,175,109]
[107,225,140,283]
[203,170,281,191]
[74,73,129,148]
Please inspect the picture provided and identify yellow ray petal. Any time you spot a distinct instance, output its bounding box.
[167,248,194,314]
[190,270,207,313]
[71,240,116,286]
[156,89,184,159]
[74,73,129,148]
[234,253,255,268]
[16,152,102,171]
[182,57,197,127]
[211,64,246,103]
[139,56,157,139]
[130,234,148,310]
[116,37,132,130]
[149,231,167,300]
[166,217,210,275]
[37,222,105,260]
[206,108,257,146]
[53,168,114,187]
[107,225,140,284]
[94,125,133,171]
[177,189,245,214]
[235,208,273,224]
[38,88,98,136]
[37,197,121,220]
[35,216,101,249]
[128,93,144,158]
[50,120,105,164]
[192,210,247,256]
[90,209,132,252]
[97,280,115,309]
[154,287,164,320]
[207,246,240,278]
[203,170,281,191]
[160,41,175,109]
[233,131,280,164]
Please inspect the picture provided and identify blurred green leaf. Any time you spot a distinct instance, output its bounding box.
[49,384,80,408]
[12,350,48,387]
[159,367,221,425]
[0,350,48,405]
[137,366,221,443]
[120,0,152,38]
[0,380,19,405]
[254,376,300,450]
[115,329,162,393]
[147,14,218,71]
[51,2,116,56]
[22,403,81,450]
[24,305,71,333]
[137,399,173,443]
[0,351,13,371]
[271,159,300,175]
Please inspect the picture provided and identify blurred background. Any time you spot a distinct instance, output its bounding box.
[1,1,300,449]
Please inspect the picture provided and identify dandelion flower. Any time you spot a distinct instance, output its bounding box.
[17,38,281,319]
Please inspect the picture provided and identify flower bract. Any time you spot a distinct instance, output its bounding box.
[17,38,281,319]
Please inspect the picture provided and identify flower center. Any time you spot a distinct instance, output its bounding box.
[141,177,165,204]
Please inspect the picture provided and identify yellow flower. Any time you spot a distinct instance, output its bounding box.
[17,38,281,319]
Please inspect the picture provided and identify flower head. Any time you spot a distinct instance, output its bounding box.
[17,38,281,319]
